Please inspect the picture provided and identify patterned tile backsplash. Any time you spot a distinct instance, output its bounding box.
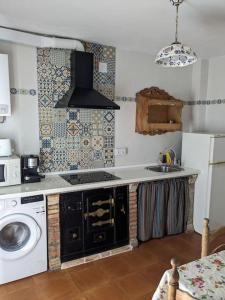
[37,42,116,172]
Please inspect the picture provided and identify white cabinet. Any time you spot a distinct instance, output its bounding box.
[0,54,11,116]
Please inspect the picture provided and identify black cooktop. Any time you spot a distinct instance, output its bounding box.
[60,171,120,185]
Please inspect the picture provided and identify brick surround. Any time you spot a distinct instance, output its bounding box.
[47,184,138,271]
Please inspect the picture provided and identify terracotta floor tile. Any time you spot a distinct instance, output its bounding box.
[7,287,40,300]
[84,282,127,300]
[32,269,68,285]
[120,250,157,270]
[35,275,81,300]
[4,276,34,294]
[116,272,154,298]
[133,291,154,300]
[97,255,134,279]
[140,261,170,289]
[69,263,109,292]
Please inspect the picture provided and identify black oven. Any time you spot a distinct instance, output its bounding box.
[59,186,129,262]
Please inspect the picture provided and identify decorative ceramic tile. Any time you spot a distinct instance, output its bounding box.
[104,111,114,123]
[67,150,79,164]
[53,138,67,150]
[79,110,92,123]
[38,63,53,81]
[10,88,37,96]
[39,108,53,124]
[92,150,103,161]
[66,121,80,136]
[103,123,114,136]
[67,136,80,150]
[81,137,91,148]
[115,96,135,102]
[41,137,53,149]
[92,123,103,136]
[91,136,104,150]
[53,80,70,94]
[53,122,67,137]
[53,149,67,166]
[38,43,116,172]
[68,109,80,121]
[50,49,71,67]
[39,94,52,107]
[38,80,53,96]
[52,65,70,81]
[104,136,114,148]
[40,124,53,136]
[54,109,67,122]
[80,122,93,136]
[91,110,103,123]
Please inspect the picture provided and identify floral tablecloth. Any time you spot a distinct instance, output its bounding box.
[152,250,225,300]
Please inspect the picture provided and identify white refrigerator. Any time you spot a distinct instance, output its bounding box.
[182,132,225,233]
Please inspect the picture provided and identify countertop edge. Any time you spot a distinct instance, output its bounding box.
[0,168,199,200]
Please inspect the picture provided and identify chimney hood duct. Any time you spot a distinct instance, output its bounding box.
[55,51,120,110]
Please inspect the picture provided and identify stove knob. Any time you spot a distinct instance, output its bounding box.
[11,200,18,207]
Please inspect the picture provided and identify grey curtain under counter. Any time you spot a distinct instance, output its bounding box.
[138,177,190,242]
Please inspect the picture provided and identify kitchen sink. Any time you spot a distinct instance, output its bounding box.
[145,165,183,173]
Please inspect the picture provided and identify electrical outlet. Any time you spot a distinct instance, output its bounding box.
[115,147,128,156]
[99,62,108,73]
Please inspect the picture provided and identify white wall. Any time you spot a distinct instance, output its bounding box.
[115,49,193,167]
[0,41,39,154]
[189,55,225,133]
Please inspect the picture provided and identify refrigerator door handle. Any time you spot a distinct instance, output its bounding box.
[209,161,225,166]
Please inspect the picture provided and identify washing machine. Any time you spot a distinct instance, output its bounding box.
[0,194,47,284]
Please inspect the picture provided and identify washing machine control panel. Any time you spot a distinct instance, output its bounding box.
[2,195,45,211]
[21,195,44,204]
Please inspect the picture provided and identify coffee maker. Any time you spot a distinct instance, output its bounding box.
[21,155,45,183]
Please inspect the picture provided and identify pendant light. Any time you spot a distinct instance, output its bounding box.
[155,0,197,67]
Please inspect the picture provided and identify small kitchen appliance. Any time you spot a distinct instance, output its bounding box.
[0,155,21,187]
[21,155,45,183]
[0,139,12,157]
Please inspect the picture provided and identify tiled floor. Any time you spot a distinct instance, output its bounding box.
[0,232,201,300]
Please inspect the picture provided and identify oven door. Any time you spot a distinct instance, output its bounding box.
[83,188,115,254]
[0,164,6,185]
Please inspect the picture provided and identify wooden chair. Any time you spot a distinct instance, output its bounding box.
[168,218,225,300]
[201,218,225,257]
[168,258,197,300]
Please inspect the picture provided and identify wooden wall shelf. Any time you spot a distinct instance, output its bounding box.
[135,87,184,135]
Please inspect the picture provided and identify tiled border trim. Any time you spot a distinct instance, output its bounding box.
[115,96,225,106]
[10,88,37,96]
[186,99,225,105]
[115,96,135,102]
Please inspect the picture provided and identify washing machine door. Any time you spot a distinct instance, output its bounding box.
[0,214,41,260]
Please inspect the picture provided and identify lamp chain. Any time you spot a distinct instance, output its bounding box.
[175,4,179,43]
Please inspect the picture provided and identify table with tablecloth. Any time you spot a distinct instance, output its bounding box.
[152,250,225,300]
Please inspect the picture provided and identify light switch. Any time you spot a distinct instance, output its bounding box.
[99,62,108,73]
[115,147,128,156]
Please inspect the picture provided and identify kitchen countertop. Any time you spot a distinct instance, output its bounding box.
[0,165,199,200]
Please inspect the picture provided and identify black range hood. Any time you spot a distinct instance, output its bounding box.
[55,51,120,110]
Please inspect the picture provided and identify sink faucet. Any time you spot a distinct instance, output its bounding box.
[159,148,177,166]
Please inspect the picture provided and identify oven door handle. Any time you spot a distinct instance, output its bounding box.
[92,198,115,207]
[84,208,110,219]
[92,218,115,227]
